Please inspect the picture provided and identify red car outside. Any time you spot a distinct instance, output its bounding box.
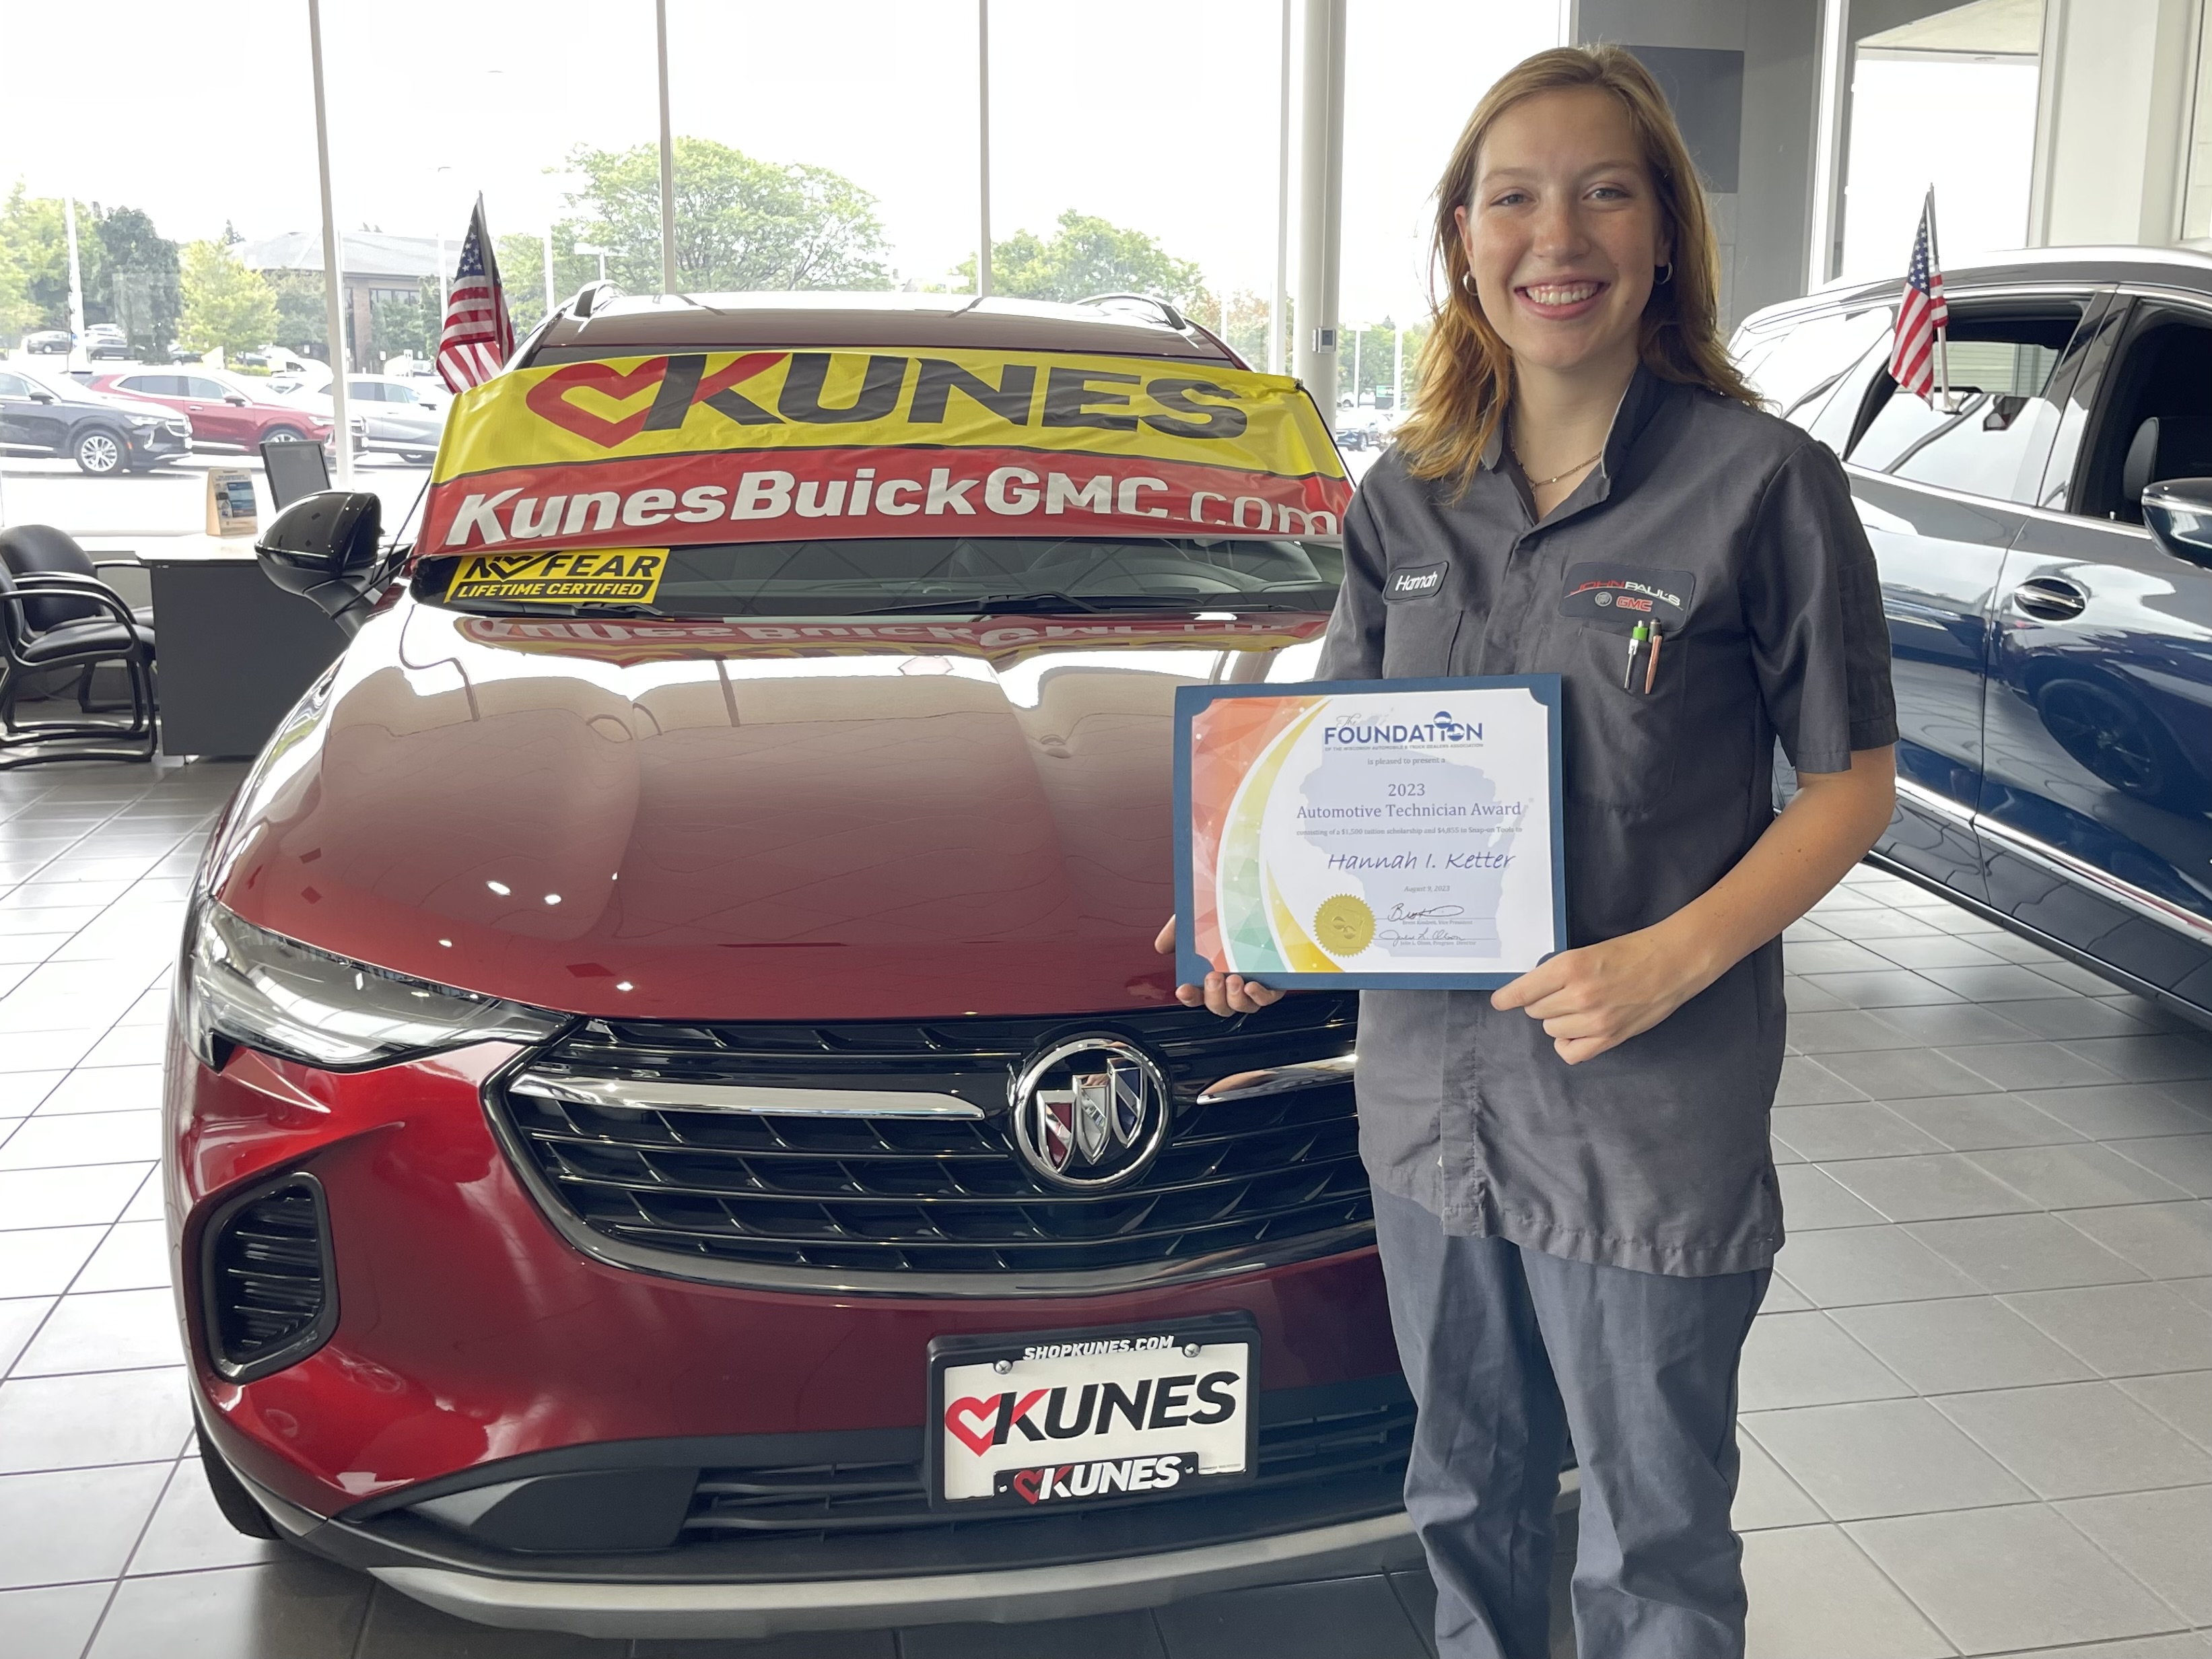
[166,295,1417,1641]
[90,367,331,450]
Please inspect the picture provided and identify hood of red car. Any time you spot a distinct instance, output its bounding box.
[213,600,1325,1019]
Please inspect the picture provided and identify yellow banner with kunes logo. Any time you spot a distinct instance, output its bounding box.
[431,348,1347,479]
[421,347,1352,555]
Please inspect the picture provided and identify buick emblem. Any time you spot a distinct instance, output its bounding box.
[1010,1036,1171,1190]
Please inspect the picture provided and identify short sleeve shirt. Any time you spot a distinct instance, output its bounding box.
[1318,366,1896,1277]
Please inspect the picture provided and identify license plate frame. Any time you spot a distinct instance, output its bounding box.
[924,1313,1261,1514]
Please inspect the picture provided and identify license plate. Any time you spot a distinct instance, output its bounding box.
[925,1314,1259,1512]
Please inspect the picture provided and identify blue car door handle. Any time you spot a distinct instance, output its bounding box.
[2011,575,2089,621]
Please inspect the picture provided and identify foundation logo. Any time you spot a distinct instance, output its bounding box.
[1010,1035,1171,1190]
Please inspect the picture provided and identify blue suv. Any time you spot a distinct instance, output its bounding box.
[1734,247,2212,1025]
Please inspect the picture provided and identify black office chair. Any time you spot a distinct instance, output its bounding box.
[0,524,156,714]
[0,527,158,768]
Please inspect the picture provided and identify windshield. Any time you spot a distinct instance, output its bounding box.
[411,533,1343,618]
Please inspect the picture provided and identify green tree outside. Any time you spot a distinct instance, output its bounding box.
[180,240,279,358]
[265,270,329,359]
[0,186,108,335]
[559,137,891,295]
[960,211,1202,308]
[371,283,437,362]
[0,228,32,342]
[1188,286,1286,375]
[96,206,180,359]
[495,232,553,338]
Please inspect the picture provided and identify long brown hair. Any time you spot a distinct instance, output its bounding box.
[1395,45,1756,489]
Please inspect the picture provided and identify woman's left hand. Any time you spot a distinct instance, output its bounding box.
[1490,924,1709,1065]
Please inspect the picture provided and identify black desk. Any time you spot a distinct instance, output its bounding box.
[139,541,349,759]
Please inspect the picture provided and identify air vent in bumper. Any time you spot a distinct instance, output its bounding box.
[201,1173,338,1382]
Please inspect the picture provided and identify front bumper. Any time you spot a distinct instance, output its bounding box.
[238,1455,1426,1637]
[127,424,190,461]
[382,1516,1423,1638]
[170,1029,1401,1534]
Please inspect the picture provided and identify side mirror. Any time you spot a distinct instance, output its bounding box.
[256,490,385,634]
[28,390,55,404]
[223,393,249,405]
[2141,478,2212,572]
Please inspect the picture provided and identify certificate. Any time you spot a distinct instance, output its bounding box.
[1174,677,1564,990]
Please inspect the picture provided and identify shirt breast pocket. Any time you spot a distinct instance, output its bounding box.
[1556,562,1699,812]
[1380,562,1462,677]
[1563,622,1691,809]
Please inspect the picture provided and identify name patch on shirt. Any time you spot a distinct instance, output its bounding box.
[1383,562,1447,602]
[1559,562,1697,634]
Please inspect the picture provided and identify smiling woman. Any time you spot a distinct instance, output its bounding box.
[1163,45,1900,1659]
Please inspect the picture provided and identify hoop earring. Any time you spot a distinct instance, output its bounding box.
[1655,261,1674,285]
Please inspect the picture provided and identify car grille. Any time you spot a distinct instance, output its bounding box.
[683,1384,1414,1542]
[487,997,1364,1291]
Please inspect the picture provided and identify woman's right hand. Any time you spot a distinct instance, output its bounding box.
[1154,916,1287,1016]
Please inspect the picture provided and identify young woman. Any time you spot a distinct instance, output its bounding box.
[1159,45,1898,1659]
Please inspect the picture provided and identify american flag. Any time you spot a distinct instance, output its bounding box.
[1889,190,1949,402]
[438,197,514,395]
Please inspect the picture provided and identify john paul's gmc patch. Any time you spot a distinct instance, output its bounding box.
[1558,562,1696,635]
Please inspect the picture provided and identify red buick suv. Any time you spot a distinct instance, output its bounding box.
[165,293,1412,1639]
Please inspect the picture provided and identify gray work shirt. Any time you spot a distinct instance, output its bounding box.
[1318,366,1897,1277]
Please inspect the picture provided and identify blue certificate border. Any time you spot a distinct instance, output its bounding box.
[1173,675,1566,991]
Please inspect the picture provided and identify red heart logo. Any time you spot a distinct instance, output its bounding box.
[1012,1468,1043,1503]
[525,358,670,448]
[943,1395,1000,1458]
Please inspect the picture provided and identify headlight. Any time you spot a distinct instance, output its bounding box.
[184,904,565,1071]
[126,414,162,428]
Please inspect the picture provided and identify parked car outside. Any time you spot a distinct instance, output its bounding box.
[90,366,332,452]
[266,362,329,399]
[264,370,442,461]
[168,292,1411,1641]
[21,329,72,355]
[84,323,129,360]
[0,362,191,472]
[337,373,447,461]
[1732,245,2212,1024]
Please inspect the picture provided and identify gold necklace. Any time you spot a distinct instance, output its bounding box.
[1512,443,1603,488]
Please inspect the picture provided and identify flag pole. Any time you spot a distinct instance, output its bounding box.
[307,0,353,487]
[1927,185,1952,412]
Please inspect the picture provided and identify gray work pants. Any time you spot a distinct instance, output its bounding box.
[1373,1187,1770,1659]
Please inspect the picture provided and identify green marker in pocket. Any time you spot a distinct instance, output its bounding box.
[1623,619,1650,689]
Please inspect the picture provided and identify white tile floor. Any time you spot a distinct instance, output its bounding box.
[0,757,2209,1658]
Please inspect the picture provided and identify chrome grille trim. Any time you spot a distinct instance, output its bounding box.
[1197,1055,1357,1104]
[482,1000,1367,1297]
[508,1072,984,1119]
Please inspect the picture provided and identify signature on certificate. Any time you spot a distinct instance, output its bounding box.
[1385,902,1466,922]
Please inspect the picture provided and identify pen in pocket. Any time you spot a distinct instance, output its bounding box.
[1622,620,1649,689]
[1644,625,1663,693]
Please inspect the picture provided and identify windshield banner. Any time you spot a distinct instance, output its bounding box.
[421,348,1350,553]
